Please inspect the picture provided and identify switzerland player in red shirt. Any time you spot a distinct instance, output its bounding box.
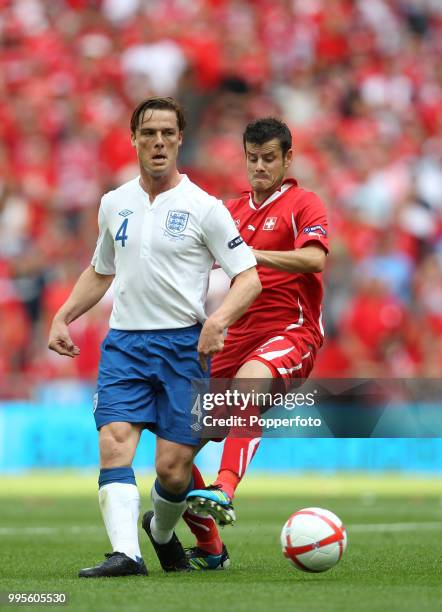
[183,118,328,570]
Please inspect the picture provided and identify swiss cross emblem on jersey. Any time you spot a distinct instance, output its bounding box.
[166,210,189,235]
[263,217,278,231]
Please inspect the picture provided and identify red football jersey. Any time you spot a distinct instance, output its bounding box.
[226,179,329,349]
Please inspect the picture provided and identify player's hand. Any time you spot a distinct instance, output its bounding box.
[198,318,225,372]
[48,319,80,358]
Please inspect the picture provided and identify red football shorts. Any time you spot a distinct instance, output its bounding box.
[212,330,317,384]
[206,330,317,441]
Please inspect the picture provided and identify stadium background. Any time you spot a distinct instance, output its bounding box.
[0,0,441,476]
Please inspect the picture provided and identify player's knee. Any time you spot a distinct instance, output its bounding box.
[102,422,134,444]
[155,455,193,494]
[99,423,135,466]
[99,438,129,466]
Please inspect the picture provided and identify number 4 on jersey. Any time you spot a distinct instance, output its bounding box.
[115,218,129,247]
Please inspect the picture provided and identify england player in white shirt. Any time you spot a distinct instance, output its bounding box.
[48,97,261,577]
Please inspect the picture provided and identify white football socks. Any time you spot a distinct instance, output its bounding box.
[98,482,141,561]
[150,482,188,545]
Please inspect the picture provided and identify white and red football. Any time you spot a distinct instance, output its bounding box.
[281,507,347,573]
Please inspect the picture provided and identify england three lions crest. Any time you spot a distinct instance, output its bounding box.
[166,210,189,235]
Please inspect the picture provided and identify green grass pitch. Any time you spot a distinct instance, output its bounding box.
[1,473,441,612]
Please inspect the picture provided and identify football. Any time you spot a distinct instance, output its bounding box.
[281,507,347,573]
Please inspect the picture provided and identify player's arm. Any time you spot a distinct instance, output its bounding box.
[48,265,114,357]
[253,244,326,273]
[207,267,261,328]
[256,194,329,273]
[198,267,261,371]
[198,200,261,370]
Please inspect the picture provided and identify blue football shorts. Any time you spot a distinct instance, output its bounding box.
[93,324,207,446]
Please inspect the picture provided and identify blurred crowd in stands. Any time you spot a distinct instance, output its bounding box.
[0,0,441,396]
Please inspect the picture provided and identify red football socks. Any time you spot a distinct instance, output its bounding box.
[213,469,240,501]
[215,437,262,499]
[183,438,261,552]
[182,464,222,556]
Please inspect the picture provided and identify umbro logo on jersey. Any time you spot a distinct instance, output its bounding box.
[166,209,189,234]
[119,209,134,217]
[263,217,277,231]
[303,225,327,236]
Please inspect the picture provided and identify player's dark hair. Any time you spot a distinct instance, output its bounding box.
[243,117,292,157]
[130,97,186,134]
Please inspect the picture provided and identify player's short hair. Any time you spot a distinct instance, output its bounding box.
[130,97,186,134]
[243,117,292,157]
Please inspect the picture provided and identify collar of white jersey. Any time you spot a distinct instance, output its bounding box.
[248,178,297,211]
[137,173,189,200]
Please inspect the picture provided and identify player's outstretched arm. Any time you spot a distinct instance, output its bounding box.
[253,245,326,273]
[48,265,114,358]
[198,267,261,370]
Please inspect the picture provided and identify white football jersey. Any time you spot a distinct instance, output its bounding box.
[91,175,256,330]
